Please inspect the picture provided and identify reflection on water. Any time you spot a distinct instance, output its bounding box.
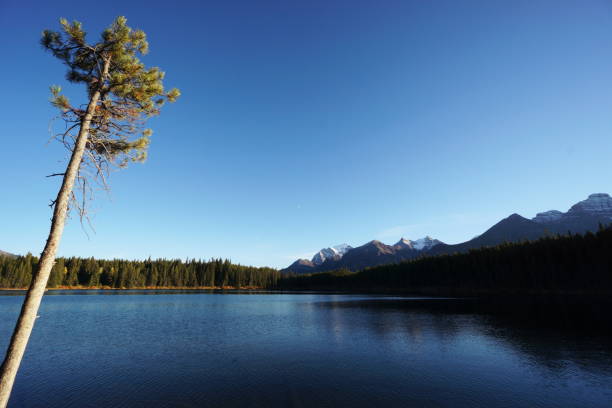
[317,297,612,375]
[0,292,611,408]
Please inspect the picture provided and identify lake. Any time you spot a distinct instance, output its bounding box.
[1,291,611,407]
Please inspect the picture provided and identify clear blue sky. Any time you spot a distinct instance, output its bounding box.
[1,0,612,268]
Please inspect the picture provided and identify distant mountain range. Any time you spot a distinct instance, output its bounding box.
[282,193,612,274]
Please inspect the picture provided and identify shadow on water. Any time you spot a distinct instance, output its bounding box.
[314,295,612,375]
[1,292,612,407]
[0,289,281,296]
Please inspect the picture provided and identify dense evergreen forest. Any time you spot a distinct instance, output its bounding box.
[0,256,279,289]
[277,226,612,295]
[2,227,610,293]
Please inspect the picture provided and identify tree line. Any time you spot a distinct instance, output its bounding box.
[0,256,279,289]
[276,226,612,295]
[2,226,610,293]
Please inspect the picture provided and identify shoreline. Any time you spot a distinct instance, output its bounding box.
[1,287,611,298]
[0,286,265,291]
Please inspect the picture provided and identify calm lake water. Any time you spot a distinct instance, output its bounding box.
[0,291,611,408]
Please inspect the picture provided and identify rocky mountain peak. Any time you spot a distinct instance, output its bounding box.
[412,236,442,250]
[393,238,413,249]
[567,193,612,217]
[311,243,352,265]
[282,192,611,275]
[533,210,564,223]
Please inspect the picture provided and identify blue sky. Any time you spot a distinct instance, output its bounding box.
[1,0,612,268]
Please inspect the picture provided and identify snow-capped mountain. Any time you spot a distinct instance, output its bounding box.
[412,236,442,250]
[333,243,352,254]
[532,210,564,223]
[311,244,353,266]
[393,238,413,250]
[565,193,612,217]
[533,193,612,222]
[393,237,441,251]
[428,193,612,258]
[282,193,612,275]
[285,236,443,274]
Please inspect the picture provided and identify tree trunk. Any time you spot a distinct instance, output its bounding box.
[0,59,110,408]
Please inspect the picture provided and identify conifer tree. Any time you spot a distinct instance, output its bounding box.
[0,16,179,407]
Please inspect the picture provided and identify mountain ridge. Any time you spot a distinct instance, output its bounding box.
[282,193,612,274]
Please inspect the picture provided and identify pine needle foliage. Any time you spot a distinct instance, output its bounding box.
[42,16,180,211]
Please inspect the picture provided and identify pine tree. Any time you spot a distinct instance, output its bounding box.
[0,17,179,407]
[48,258,65,288]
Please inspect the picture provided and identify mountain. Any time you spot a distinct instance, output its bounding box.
[428,213,548,256]
[284,259,316,274]
[326,240,399,271]
[282,236,443,274]
[535,193,612,235]
[567,193,612,217]
[311,244,352,266]
[532,210,563,223]
[282,193,612,274]
[430,193,612,256]
[285,243,353,273]
[411,236,442,250]
[392,236,441,251]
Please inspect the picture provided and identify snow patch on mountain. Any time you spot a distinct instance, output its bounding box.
[284,192,611,273]
[311,244,353,265]
[532,193,612,223]
[393,236,441,250]
[532,210,564,223]
[412,236,441,250]
[333,244,352,255]
[393,238,413,249]
[567,193,612,217]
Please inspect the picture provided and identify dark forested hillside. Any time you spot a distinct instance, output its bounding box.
[277,226,612,295]
[0,256,279,289]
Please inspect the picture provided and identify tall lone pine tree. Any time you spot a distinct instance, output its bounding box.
[0,17,179,407]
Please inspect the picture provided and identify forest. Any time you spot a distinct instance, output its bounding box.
[276,226,612,295]
[1,226,610,294]
[0,256,279,289]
